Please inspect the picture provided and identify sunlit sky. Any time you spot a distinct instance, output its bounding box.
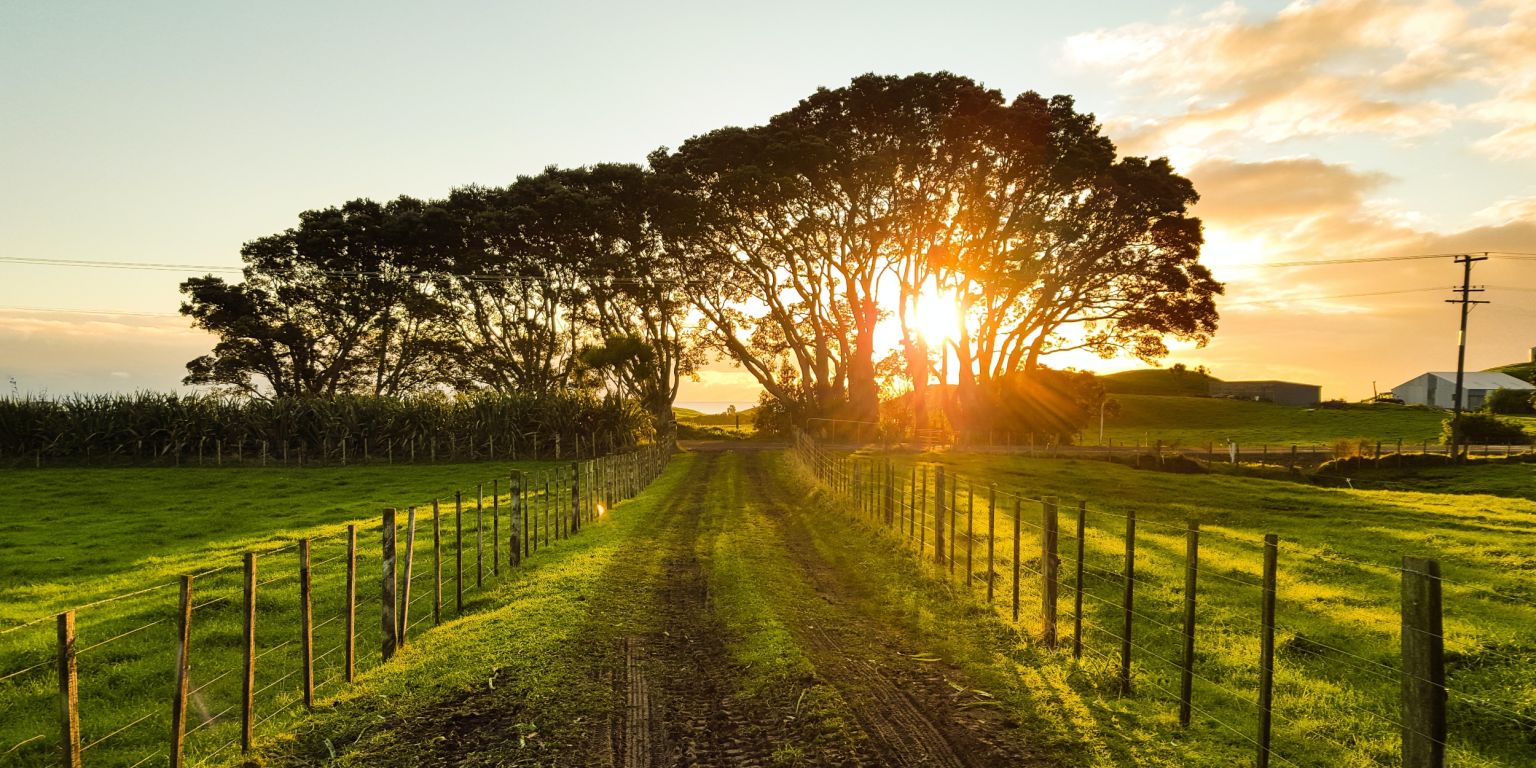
[4,1,1535,408]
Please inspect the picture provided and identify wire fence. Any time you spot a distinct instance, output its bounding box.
[795,429,1536,767]
[0,438,674,767]
[805,420,1534,470]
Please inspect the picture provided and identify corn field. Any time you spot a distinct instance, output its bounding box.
[0,392,649,466]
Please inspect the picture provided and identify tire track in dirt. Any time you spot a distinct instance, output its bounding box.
[743,454,1046,768]
[608,450,786,768]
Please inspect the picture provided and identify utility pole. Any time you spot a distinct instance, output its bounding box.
[1446,253,1489,462]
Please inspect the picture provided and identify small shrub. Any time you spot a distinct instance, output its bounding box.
[1318,452,1454,474]
[1330,438,1372,458]
[1443,412,1533,446]
[1484,387,1536,415]
[1109,452,1209,474]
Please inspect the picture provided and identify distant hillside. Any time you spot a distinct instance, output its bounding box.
[1100,367,1220,396]
[672,405,758,428]
[689,407,758,426]
[1104,394,1448,447]
[1487,361,1536,384]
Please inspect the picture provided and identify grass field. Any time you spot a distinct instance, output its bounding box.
[1100,394,1456,448]
[0,460,567,766]
[6,440,1536,766]
[827,445,1536,766]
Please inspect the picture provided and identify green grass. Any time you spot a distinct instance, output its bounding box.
[1314,459,1536,503]
[251,453,690,767]
[831,446,1536,766]
[1101,394,1451,448]
[0,460,568,766]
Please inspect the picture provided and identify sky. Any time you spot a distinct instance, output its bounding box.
[3,0,1534,407]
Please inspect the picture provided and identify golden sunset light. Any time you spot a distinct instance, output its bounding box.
[4,4,1536,767]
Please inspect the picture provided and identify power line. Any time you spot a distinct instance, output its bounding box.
[0,255,663,285]
[0,256,242,273]
[1257,253,1460,268]
[0,306,182,318]
[1446,254,1490,461]
[1221,286,1446,308]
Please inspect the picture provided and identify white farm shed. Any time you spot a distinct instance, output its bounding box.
[1391,371,1535,410]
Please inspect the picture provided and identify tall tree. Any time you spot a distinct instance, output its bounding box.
[180,198,451,397]
[653,126,854,423]
[935,92,1221,427]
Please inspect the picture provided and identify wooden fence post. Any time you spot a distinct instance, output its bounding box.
[57,611,80,768]
[949,478,958,578]
[432,501,442,626]
[399,509,417,647]
[1180,519,1199,727]
[1074,501,1086,661]
[345,525,356,682]
[511,472,523,567]
[1258,534,1278,768]
[1120,511,1135,696]
[1013,498,1024,624]
[966,487,975,589]
[987,485,997,603]
[1041,497,1059,647]
[455,492,464,613]
[241,552,256,752]
[493,479,501,577]
[571,462,581,535]
[169,575,193,768]
[476,486,484,589]
[884,460,894,528]
[908,467,917,541]
[1402,556,1446,768]
[919,467,928,554]
[300,539,314,708]
[382,508,398,662]
[935,467,947,566]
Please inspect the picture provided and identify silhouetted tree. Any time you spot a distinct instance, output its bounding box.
[180,198,453,397]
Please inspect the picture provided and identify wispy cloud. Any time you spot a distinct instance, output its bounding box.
[1064,0,1534,162]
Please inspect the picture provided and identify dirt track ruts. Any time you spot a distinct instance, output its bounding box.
[742,454,1044,768]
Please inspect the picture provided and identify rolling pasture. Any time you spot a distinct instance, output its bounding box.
[0,460,559,766]
[818,443,1536,766]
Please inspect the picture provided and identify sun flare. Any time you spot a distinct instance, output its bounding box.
[912,287,961,344]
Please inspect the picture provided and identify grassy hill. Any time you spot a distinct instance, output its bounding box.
[1487,360,1536,384]
[1100,367,1220,396]
[1101,393,1449,447]
[673,405,757,433]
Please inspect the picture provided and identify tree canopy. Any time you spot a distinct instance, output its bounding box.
[182,72,1222,437]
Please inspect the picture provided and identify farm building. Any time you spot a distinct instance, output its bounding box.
[1208,380,1321,406]
[1391,371,1535,410]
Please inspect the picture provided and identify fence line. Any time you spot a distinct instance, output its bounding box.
[0,437,675,767]
[791,429,1535,768]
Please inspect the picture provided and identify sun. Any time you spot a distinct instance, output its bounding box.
[912,286,961,344]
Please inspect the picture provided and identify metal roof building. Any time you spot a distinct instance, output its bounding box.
[1208,380,1322,406]
[1391,371,1535,410]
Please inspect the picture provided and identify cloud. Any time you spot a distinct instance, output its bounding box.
[0,311,209,395]
[1190,157,1391,224]
[1148,155,1536,397]
[1064,0,1534,161]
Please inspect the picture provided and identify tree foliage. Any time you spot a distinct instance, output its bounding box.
[653,73,1220,432]
[1483,387,1536,415]
[180,73,1221,437]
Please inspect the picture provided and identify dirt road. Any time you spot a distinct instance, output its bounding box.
[596,446,1043,767]
[269,448,1050,767]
